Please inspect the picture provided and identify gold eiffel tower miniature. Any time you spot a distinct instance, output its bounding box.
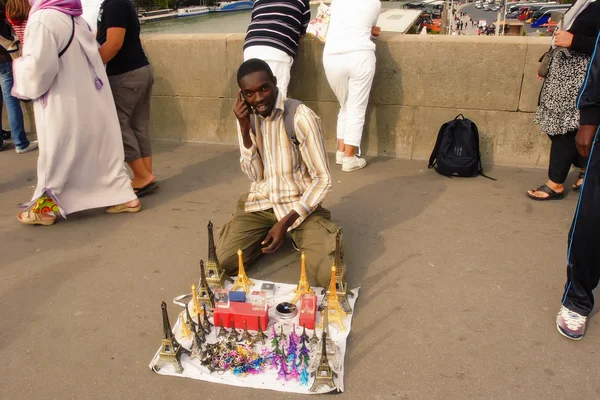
[185,299,197,333]
[177,313,194,342]
[196,260,215,310]
[153,301,190,374]
[291,252,315,304]
[191,284,201,316]
[309,331,338,393]
[319,231,353,314]
[204,221,233,288]
[318,265,347,332]
[231,249,254,293]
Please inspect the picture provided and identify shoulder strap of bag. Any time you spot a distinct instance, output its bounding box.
[283,98,302,145]
[428,121,450,168]
[58,16,75,58]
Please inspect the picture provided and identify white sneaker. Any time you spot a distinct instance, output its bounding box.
[342,155,367,172]
[336,150,344,165]
[15,140,38,154]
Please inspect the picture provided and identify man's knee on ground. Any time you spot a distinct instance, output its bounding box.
[216,249,239,276]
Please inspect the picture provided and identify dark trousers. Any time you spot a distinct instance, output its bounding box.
[562,127,600,316]
[548,130,587,184]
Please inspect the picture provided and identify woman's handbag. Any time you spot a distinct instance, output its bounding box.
[537,47,553,78]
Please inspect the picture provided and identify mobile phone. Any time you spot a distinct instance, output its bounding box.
[240,92,254,114]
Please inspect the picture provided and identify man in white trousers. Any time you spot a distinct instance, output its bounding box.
[243,0,311,98]
[323,0,381,172]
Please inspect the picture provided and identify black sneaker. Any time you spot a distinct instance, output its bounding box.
[0,138,7,151]
[1,130,10,140]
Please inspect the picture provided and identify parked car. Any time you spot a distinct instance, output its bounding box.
[483,4,490,11]
[476,3,482,9]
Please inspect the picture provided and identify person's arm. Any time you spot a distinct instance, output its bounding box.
[99,27,125,64]
[11,21,59,100]
[97,0,129,64]
[233,91,264,183]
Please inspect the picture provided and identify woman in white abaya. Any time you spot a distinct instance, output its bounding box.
[12,0,141,225]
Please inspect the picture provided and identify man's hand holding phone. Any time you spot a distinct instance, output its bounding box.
[234,90,254,149]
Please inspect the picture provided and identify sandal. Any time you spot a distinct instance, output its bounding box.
[526,184,565,201]
[17,210,56,226]
[105,202,142,214]
[572,171,585,192]
[133,182,159,198]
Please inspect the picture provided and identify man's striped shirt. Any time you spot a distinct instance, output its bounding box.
[244,0,311,57]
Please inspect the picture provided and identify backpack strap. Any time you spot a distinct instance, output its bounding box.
[428,121,450,168]
[283,98,302,145]
[58,16,75,59]
[469,120,497,181]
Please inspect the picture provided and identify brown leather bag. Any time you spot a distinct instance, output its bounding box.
[537,47,553,78]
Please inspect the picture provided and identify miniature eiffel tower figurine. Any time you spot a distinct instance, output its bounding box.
[195,313,206,343]
[228,318,240,343]
[217,317,229,340]
[185,300,197,333]
[191,284,202,316]
[196,260,215,309]
[177,313,194,342]
[318,265,347,332]
[231,249,255,293]
[319,231,353,314]
[310,326,319,347]
[241,320,253,344]
[309,331,338,393]
[300,323,310,344]
[202,304,213,334]
[153,301,190,374]
[189,328,204,363]
[204,221,233,288]
[291,253,315,304]
[255,316,267,345]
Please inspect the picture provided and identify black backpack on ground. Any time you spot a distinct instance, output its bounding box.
[428,114,495,180]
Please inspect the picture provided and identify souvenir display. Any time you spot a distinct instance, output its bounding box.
[204,221,233,288]
[150,238,359,394]
[319,232,353,314]
[291,253,315,304]
[232,249,255,293]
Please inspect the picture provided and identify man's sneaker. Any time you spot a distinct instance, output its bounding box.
[556,305,587,340]
[15,140,38,154]
[1,129,10,140]
[336,150,344,165]
[0,139,7,151]
[342,155,367,172]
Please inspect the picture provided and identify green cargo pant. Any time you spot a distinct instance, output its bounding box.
[216,193,344,288]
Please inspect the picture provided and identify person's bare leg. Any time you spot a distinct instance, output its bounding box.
[344,145,357,158]
[142,156,152,175]
[337,139,345,152]
[128,158,154,189]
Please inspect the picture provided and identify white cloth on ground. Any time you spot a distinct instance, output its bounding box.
[244,45,293,98]
[12,10,136,215]
[323,50,376,151]
[323,0,381,56]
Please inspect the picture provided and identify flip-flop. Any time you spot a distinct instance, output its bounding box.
[133,182,159,198]
[572,171,585,192]
[105,203,142,214]
[526,184,565,201]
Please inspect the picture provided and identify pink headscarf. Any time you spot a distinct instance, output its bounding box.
[29,0,83,16]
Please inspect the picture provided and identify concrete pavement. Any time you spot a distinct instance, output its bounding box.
[1,141,599,399]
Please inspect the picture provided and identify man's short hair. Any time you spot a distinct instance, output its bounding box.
[237,59,275,84]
